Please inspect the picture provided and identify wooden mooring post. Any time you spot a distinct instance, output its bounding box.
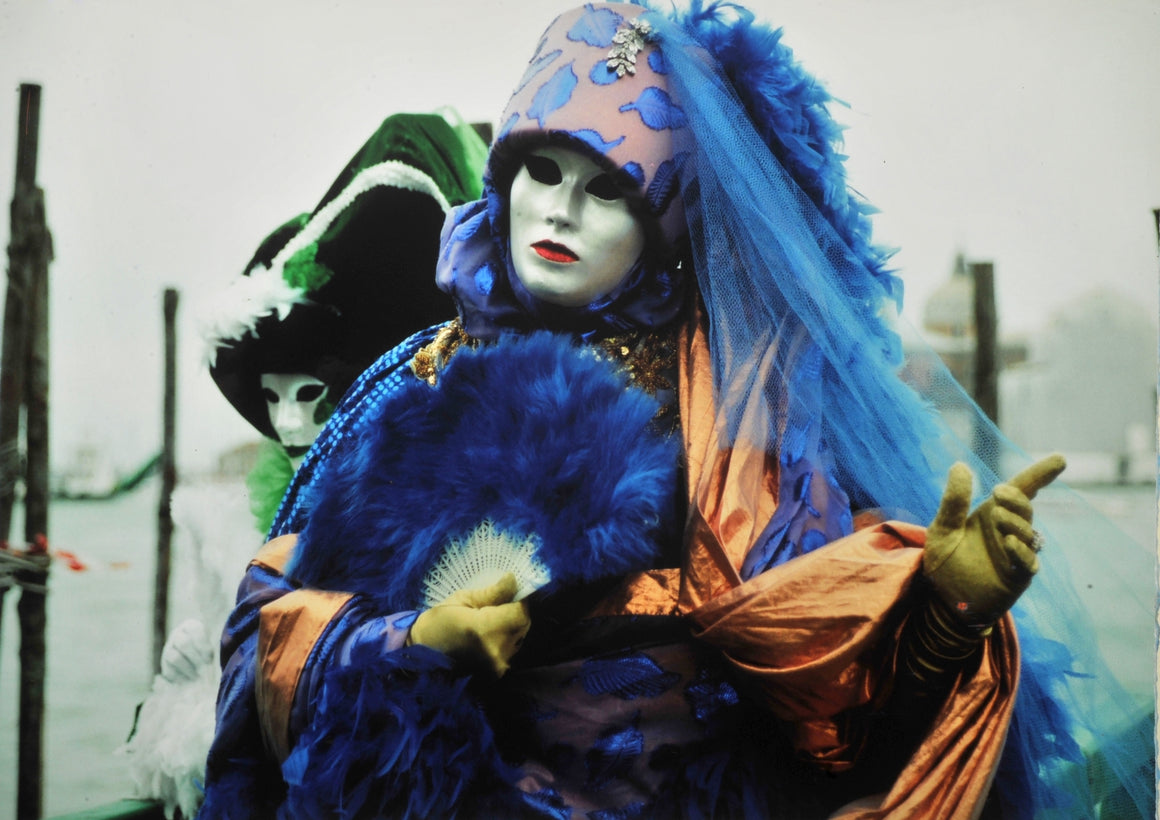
[0,81,53,820]
[971,261,1000,475]
[152,288,178,675]
[0,84,36,649]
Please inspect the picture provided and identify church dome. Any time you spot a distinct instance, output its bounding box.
[923,253,974,337]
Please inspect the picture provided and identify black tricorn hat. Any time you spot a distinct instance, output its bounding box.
[204,112,487,440]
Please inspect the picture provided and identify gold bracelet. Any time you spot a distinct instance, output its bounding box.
[901,595,987,685]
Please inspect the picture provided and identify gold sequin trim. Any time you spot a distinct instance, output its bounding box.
[594,329,676,396]
[594,327,679,432]
[410,319,478,386]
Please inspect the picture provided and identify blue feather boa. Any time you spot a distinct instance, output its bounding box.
[282,643,525,819]
[288,331,679,613]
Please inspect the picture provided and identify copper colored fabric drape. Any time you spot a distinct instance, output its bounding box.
[674,305,1019,820]
[251,534,355,763]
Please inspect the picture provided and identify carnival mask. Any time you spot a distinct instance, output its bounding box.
[260,373,328,453]
[508,146,646,308]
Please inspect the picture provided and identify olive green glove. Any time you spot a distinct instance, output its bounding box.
[924,454,1066,628]
[408,572,531,678]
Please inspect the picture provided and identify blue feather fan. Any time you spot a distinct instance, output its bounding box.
[289,332,679,613]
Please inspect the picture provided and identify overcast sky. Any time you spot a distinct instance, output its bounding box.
[2,0,1158,473]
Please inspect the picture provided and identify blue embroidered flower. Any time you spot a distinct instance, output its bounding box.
[780,418,811,464]
[575,650,680,700]
[528,63,579,127]
[619,87,687,131]
[453,205,488,245]
[520,787,572,820]
[793,470,821,518]
[800,528,829,554]
[746,520,789,575]
[570,128,626,156]
[590,61,620,86]
[588,801,647,819]
[390,611,418,630]
[585,713,643,790]
[497,112,520,141]
[685,665,740,724]
[515,48,563,95]
[645,153,687,213]
[621,162,645,187]
[647,50,667,75]
[475,264,494,295]
[567,4,623,47]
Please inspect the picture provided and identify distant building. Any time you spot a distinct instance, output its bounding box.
[900,253,1027,446]
[917,253,1028,392]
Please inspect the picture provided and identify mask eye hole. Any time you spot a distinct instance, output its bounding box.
[524,154,562,185]
[262,388,279,403]
[296,384,325,402]
[584,173,622,201]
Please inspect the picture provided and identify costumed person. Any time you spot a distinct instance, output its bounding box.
[200,4,1154,818]
[120,111,487,819]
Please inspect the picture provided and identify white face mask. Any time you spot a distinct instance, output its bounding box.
[260,373,328,454]
[508,146,646,308]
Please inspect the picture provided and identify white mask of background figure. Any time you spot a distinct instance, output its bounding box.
[509,146,646,307]
[260,373,327,464]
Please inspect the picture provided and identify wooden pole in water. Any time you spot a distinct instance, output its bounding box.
[152,288,178,675]
[11,81,52,820]
[971,261,1000,475]
[0,86,37,542]
[15,545,50,820]
[0,84,39,676]
[17,196,50,820]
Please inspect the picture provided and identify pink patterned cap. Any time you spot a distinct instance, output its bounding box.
[436,3,691,340]
[491,2,689,249]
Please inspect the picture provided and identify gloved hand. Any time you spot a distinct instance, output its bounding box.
[160,618,214,683]
[924,454,1066,628]
[408,573,531,678]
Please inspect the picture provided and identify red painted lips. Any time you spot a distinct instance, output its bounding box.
[532,240,579,263]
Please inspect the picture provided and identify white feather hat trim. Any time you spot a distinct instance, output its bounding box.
[199,161,453,367]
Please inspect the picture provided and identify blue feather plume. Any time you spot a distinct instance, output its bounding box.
[654,0,901,307]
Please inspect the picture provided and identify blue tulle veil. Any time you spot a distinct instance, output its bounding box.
[647,5,1153,817]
